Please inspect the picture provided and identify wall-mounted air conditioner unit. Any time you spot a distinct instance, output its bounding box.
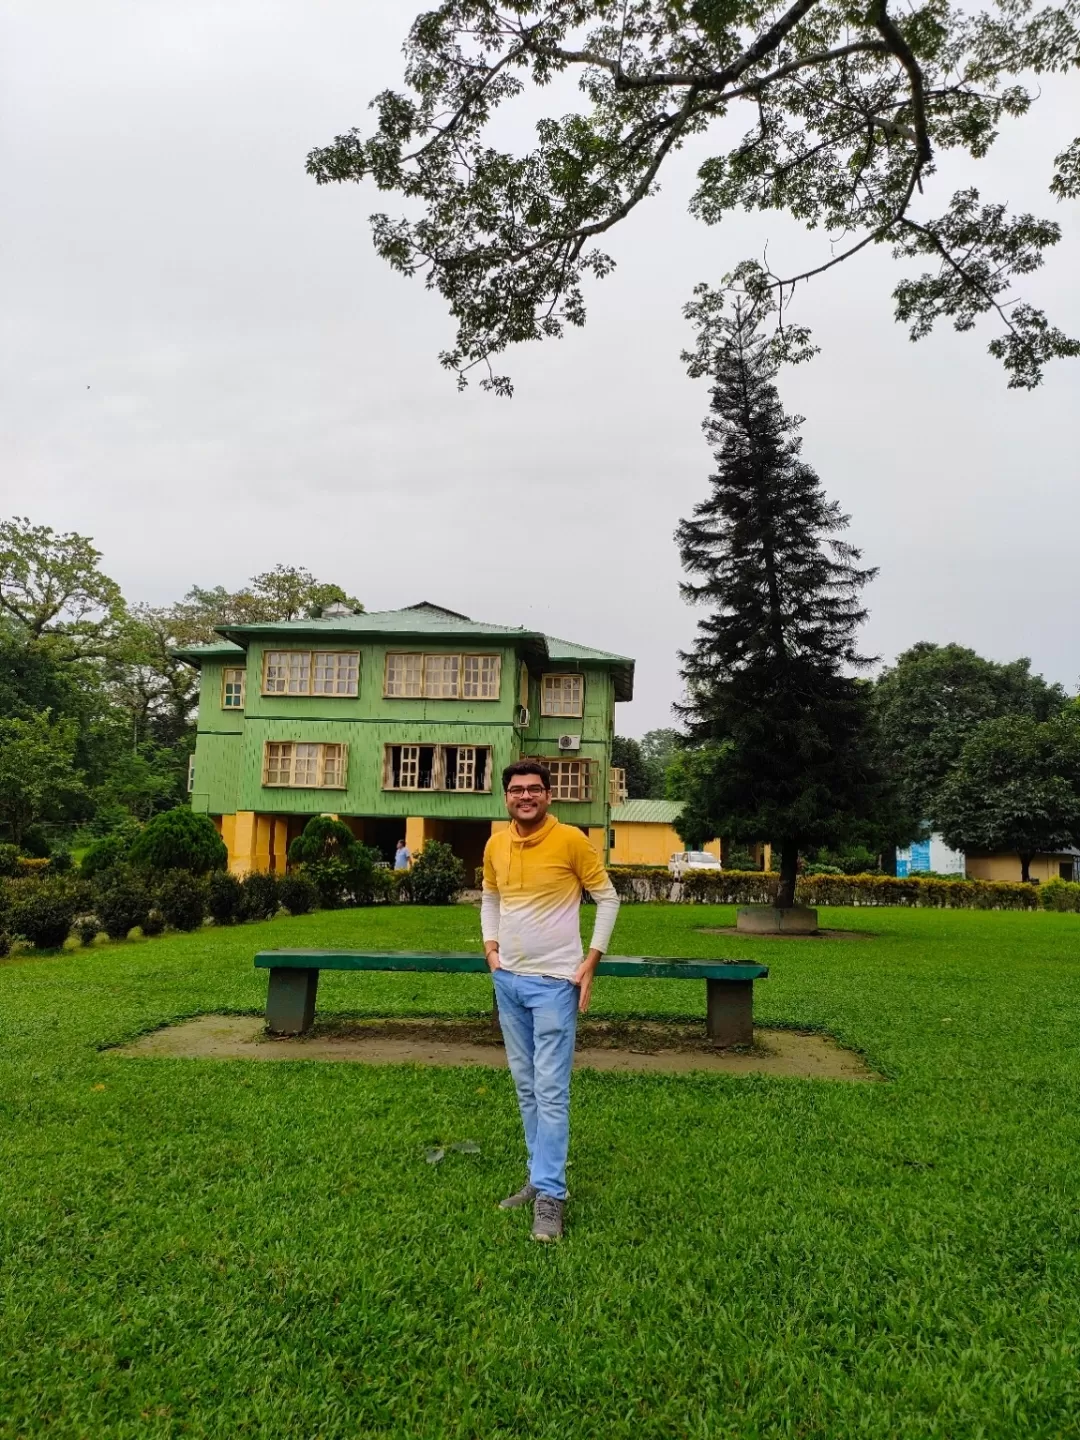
[557,734,581,752]
[514,705,530,728]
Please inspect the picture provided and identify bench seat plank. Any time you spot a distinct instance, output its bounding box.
[255,949,767,982]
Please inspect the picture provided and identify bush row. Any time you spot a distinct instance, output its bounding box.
[0,836,471,954]
[1039,878,1080,912]
[606,866,1042,910]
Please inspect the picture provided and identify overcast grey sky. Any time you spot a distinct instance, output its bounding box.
[3,0,1078,733]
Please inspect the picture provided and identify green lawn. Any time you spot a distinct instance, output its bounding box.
[3,904,1080,1439]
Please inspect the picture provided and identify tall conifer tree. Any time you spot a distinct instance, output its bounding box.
[675,303,878,908]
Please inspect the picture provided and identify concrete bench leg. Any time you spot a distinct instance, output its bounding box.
[266,967,319,1035]
[706,979,753,1047]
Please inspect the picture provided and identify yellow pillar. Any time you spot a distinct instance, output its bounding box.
[220,814,237,864]
[271,817,289,874]
[587,827,607,861]
[230,811,257,875]
[490,820,510,836]
[763,843,773,873]
[406,816,427,857]
[253,815,273,873]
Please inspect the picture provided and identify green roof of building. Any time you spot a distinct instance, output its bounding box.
[610,799,684,825]
[171,640,245,663]
[174,603,634,699]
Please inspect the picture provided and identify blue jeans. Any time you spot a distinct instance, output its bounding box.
[493,968,579,1200]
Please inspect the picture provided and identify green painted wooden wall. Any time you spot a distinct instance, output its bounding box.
[189,642,616,827]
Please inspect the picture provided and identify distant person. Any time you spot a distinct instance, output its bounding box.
[482,760,620,1242]
[394,839,411,871]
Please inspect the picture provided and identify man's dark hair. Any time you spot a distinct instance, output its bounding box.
[502,759,551,792]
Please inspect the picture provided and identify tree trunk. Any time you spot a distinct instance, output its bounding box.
[880,846,897,877]
[1020,853,1033,883]
[777,842,799,909]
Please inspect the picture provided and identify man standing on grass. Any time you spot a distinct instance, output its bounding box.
[482,760,620,1242]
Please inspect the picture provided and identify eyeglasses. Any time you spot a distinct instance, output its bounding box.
[506,785,547,797]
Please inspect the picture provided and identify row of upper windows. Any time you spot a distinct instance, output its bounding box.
[218,653,586,716]
[252,742,595,801]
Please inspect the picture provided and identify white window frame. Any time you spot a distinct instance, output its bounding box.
[463,654,501,700]
[423,653,461,699]
[545,758,593,802]
[221,667,246,710]
[541,673,584,718]
[384,652,424,698]
[262,741,349,789]
[383,652,502,701]
[312,651,359,696]
[383,744,493,793]
[262,650,359,697]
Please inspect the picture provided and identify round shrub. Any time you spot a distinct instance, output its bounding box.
[96,873,151,941]
[240,871,280,922]
[154,871,206,932]
[370,867,395,903]
[0,844,20,878]
[129,809,227,875]
[20,827,51,859]
[9,881,77,949]
[142,908,166,937]
[278,872,317,916]
[207,870,244,925]
[409,840,466,905]
[287,816,358,865]
[304,857,351,909]
[49,850,73,875]
[81,833,132,880]
[75,914,101,947]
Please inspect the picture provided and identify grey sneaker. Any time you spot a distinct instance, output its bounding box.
[498,1183,537,1210]
[531,1194,565,1242]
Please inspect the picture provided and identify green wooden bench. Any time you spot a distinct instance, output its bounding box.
[254,950,769,1047]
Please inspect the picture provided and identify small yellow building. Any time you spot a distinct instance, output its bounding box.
[965,851,1078,884]
[609,800,723,867]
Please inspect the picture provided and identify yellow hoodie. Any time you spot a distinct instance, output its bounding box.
[481,815,620,981]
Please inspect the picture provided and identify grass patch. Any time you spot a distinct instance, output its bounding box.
[3,905,1080,1437]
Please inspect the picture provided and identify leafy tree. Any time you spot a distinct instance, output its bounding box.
[92,745,186,825]
[936,711,1080,882]
[639,728,683,799]
[611,736,651,799]
[170,568,363,646]
[308,0,1079,391]
[247,566,363,623]
[0,712,86,848]
[128,809,228,875]
[873,642,1070,825]
[674,299,881,908]
[0,516,125,657]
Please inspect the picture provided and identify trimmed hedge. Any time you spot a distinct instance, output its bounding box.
[608,866,1041,910]
[1040,878,1080,913]
[796,873,1038,910]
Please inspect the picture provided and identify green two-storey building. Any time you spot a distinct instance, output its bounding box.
[177,602,634,875]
